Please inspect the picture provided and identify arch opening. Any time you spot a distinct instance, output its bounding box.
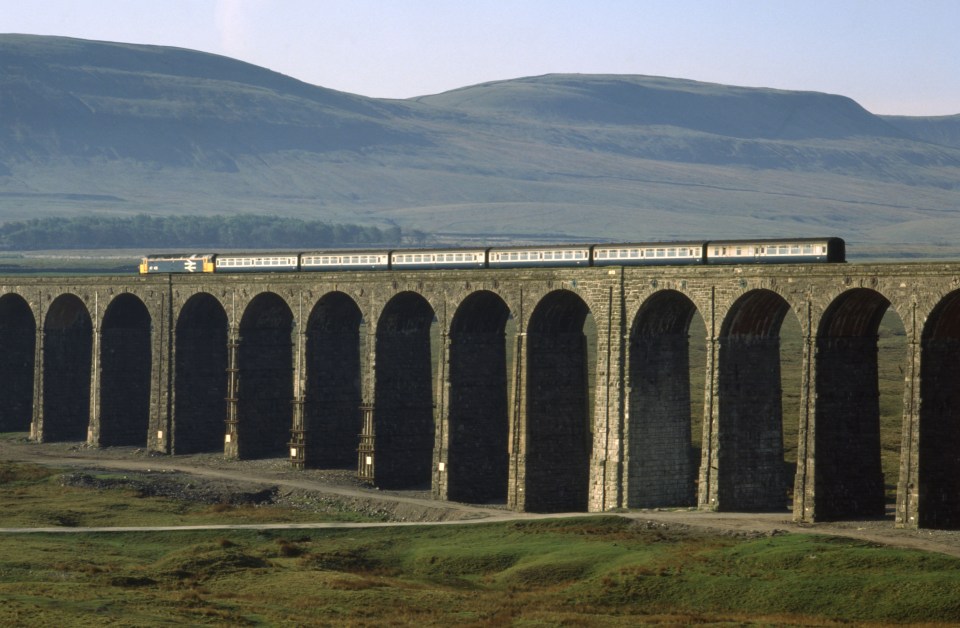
[237,293,294,459]
[374,291,437,489]
[716,289,793,511]
[628,290,703,508]
[814,288,895,520]
[0,294,36,432]
[523,290,594,513]
[447,291,511,503]
[918,290,960,528]
[42,294,92,442]
[174,293,228,454]
[99,294,152,447]
[305,292,363,468]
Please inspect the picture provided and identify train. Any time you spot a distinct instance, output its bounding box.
[139,237,845,274]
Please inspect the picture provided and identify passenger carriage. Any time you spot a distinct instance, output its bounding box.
[705,237,845,265]
[212,252,299,272]
[300,250,390,272]
[390,249,487,270]
[592,242,707,266]
[487,245,591,268]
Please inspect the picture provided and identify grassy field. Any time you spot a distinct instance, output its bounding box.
[3,461,960,626]
[0,461,384,529]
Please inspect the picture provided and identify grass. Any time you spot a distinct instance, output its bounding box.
[2,514,960,625]
[0,460,385,528]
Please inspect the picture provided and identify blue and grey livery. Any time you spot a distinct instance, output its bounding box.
[140,237,845,274]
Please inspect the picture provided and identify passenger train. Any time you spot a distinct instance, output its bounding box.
[139,237,845,274]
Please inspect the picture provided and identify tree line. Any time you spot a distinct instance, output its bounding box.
[0,214,404,250]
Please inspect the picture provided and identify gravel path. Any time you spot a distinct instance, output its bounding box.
[5,435,960,559]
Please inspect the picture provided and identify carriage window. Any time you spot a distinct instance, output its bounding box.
[803,245,813,254]
[630,249,639,258]
[667,248,676,257]
[656,248,665,257]
[791,245,800,254]
[597,250,607,259]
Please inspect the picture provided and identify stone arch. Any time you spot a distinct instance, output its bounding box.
[174,292,228,454]
[916,290,960,528]
[446,290,512,503]
[304,291,363,468]
[523,289,593,513]
[98,293,152,447]
[373,291,436,489]
[236,292,294,459]
[42,294,93,442]
[627,289,704,507]
[0,294,36,432]
[813,288,893,520]
[716,289,794,511]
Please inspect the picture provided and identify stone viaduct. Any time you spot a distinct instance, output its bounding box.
[3,262,960,529]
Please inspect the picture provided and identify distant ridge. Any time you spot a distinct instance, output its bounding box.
[880,114,960,150]
[415,74,905,140]
[1,34,959,253]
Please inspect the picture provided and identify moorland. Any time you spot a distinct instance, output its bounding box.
[2,34,960,257]
[5,436,960,626]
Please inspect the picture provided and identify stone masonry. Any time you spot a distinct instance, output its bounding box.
[5,262,960,528]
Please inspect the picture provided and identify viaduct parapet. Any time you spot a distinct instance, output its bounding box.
[3,262,960,529]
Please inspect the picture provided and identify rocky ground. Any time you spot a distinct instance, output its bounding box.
[5,433,960,559]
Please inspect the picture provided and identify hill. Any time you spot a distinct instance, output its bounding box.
[880,114,960,150]
[1,34,960,255]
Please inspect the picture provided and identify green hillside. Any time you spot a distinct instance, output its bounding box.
[1,34,959,255]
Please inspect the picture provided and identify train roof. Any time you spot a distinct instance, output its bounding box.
[487,243,592,252]
[301,248,393,255]
[389,247,488,254]
[213,251,300,258]
[704,237,844,246]
[593,241,708,248]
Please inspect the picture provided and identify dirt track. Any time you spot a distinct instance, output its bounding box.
[5,435,960,559]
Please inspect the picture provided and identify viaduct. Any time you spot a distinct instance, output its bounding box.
[3,262,960,529]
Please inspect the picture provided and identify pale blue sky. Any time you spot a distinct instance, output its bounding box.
[3,0,957,115]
